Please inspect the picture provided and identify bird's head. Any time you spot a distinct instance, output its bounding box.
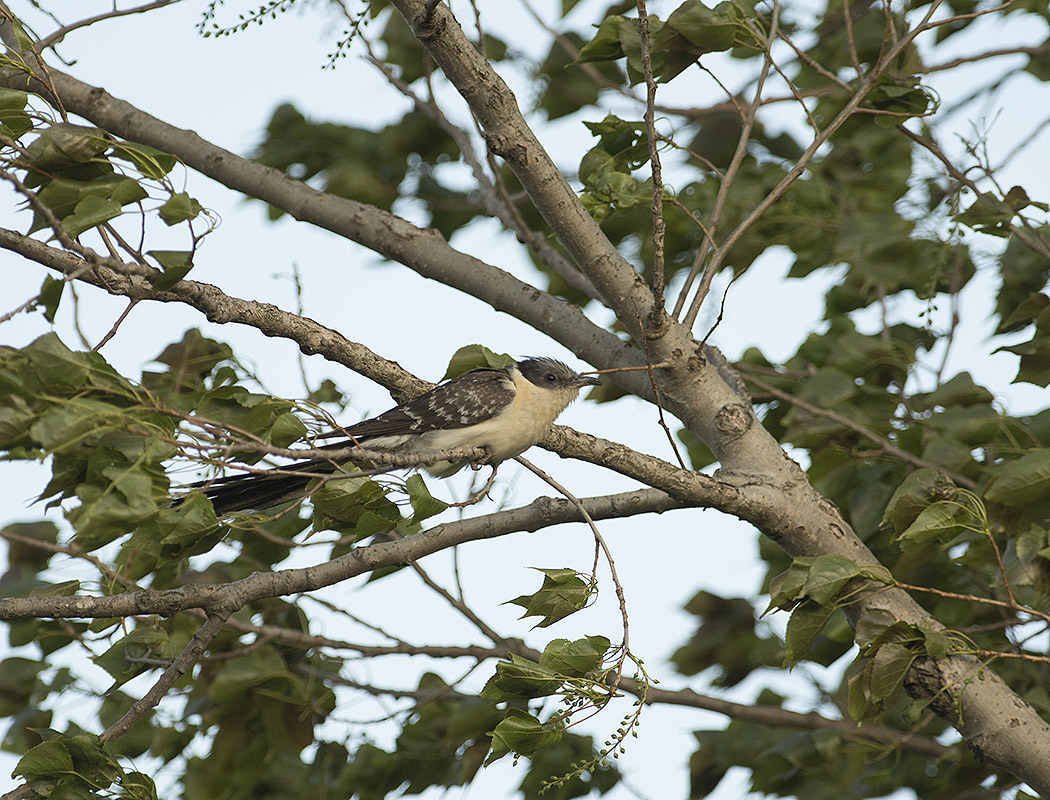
[516,357,601,396]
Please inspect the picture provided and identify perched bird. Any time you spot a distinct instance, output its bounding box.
[185,357,600,514]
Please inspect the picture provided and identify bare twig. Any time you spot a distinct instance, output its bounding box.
[35,0,182,50]
[899,126,1050,262]
[93,298,139,351]
[406,556,506,644]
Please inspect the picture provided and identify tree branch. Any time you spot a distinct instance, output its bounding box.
[0,55,638,380]
[0,489,684,620]
[0,226,431,399]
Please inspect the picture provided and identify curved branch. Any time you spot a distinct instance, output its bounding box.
[0,226,432,398]
[0,489,684,621]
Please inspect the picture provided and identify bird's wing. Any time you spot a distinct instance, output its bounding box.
[339,367,517,440]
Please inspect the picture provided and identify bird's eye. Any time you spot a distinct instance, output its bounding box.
[545,373,557,383]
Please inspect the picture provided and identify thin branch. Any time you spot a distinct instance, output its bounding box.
[893,581,1050,628]
[360,39,602,303]
[633,302,686,468]
[899,126,1050,262]
[740,368,976,488]
[625,679,950,758]
[93,298,139,351]
[0,527,136,588]
[35,0,181,50]
[923,42,1050,73]
[634,0,666,309]
[292,638,951,759]
[681,0,952,331]
[0,226,432,398]
[99,608,231,742]
[842,0,863,79]
[515,456,631,686]
[406,556,506,644]
[676,3,781,326]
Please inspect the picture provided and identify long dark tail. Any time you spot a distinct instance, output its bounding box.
[177,445,355,515]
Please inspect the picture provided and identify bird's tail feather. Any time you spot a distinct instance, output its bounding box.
[178,444,358,515]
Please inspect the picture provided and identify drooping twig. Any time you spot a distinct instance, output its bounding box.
[515,456,631,686]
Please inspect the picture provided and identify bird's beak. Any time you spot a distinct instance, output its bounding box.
[577,374,602,387]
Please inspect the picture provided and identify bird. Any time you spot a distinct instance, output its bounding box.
[182,357,601,515]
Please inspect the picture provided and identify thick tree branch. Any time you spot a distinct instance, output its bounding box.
[0,489,683,621]
[387,0,656,337]
[0,52,640,383]
[0,226,431,398]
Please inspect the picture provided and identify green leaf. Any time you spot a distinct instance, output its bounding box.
[800,554,861,605]
[996,232,1050,329]
[846,661,876,721]
[38,275,64,323]
[985,449,1050,507]
[441,344,514,380]
[913,372,994,410]
[14,739,75,779]
[485,709,563,764]
[765,560,811,612]
[29,580,81,597]
[954,191,1017,237]
[996,292,1049,335]
[269,411,307,449]
[657,0,744,55]
[157,192,203,225]
[538,636,610,677]
[119,771,158,800]
[880,467,952,534]
[921,628,951,659]
[26,123,110,167]
[61,193,122,238]
[93,629,174,688]
[479,654,564,701]
[866,78,937,122]
[0,87,32,138]
[110,176,149,207]
[506,567,595,627]
[865,642,914,703]
[854,608,898,649]
[896,501,967,550]
[404,473,447,522]
[2,521,59,569]
[147,250,194,291]
[0,658,46,716]
[208,645,294,702]
[109,141,177,179]
[576,15,631,64]
[784,600,835,665]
